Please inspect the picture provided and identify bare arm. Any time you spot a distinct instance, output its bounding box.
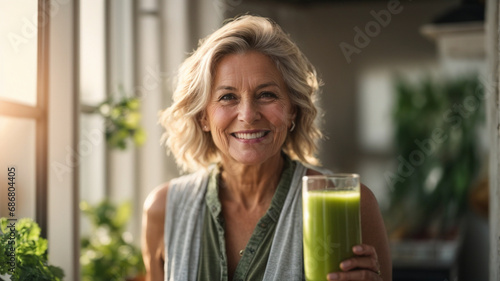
[359,184,392,280]
[141,183,169,281]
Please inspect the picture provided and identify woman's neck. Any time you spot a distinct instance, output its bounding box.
[219,154,284,210]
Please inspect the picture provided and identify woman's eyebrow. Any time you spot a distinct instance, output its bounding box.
[214,82,280,92]
[214,85,237,92]
[255,82,280,91]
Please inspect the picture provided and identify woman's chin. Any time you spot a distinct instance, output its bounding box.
[226,150,281,166]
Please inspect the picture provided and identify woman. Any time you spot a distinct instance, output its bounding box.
[142,15,391,281]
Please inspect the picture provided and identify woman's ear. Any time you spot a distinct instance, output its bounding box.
[288,108,297,132]
[290,107,297,123]
[199,113,210,132]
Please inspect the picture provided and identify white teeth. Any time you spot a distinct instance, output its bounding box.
[234,132,266,139]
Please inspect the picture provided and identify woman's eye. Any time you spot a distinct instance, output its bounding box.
[219,94,236,101]
[260,92,278,99]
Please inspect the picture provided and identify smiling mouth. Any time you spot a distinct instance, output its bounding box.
[232,131,269,140]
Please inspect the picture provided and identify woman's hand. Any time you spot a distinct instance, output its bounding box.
[326,244,382,281]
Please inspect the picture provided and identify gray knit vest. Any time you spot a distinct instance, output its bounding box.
[164,162,310,281]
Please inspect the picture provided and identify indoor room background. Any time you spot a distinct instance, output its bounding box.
[0,0,493,280]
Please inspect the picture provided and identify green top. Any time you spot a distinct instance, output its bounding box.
[196,155,296,281]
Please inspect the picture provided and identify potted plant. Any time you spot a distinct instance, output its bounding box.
[0,218,64,281]
[80,200,145,281]
[97,87,146,150]
[385,74,484,240]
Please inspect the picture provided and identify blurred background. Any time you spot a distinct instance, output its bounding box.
[0,0,494,280]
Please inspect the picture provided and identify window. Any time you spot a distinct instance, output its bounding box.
[0,0,49,237]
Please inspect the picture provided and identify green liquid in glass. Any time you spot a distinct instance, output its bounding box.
[303,190,361,281]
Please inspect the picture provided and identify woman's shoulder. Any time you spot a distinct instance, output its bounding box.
[169,168,211,186]
[303,163,332,176]
[143,171,202,210]
[360,183,379,209]
[305,168,323,176]
[143,168,213,214]
[143,182,170,219]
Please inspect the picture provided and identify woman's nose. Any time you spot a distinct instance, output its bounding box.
[238,98,261,124]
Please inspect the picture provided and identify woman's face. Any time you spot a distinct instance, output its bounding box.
[203,51,295,166]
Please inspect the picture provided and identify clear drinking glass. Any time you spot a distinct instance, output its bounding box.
[302,174,362,281]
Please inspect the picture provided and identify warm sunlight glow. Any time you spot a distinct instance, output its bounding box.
[0,0,38,106]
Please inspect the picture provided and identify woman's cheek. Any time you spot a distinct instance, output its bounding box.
[208,106,231,129]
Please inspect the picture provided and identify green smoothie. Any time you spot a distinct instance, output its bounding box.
[303,190,361,281]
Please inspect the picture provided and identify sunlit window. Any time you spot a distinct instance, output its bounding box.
[0,0,38,106]
[0,0,47,231]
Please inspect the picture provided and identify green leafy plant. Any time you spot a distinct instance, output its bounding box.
[385,74,484,240]
[0,218,64,281]
[80,200,145,281]
[97,88,146,150]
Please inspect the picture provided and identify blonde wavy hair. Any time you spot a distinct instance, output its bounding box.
[160,15,323,172]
